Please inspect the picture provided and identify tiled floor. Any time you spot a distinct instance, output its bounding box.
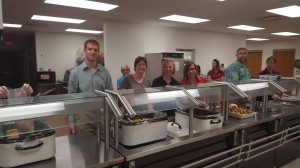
[282,157,300,168]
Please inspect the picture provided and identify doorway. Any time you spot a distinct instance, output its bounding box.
[273,49,295,77]
[247,50,263,78]
[0,49,29,88]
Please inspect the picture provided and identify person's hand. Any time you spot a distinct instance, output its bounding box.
[0,86,9,98]
[21,83,33,96]
[282,93,290,97]
[271,94,280,100]
[68,123,76,134]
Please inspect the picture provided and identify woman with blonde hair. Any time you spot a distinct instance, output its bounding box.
[116,65,130,89]
[152,59,179,87]
[180,61,206,85]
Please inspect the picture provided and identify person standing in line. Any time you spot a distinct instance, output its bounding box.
[118,56,151,90]
[152,59,179,87]
[220,63,226,71]
[68,39,113,134]
[207,59,225,82]
[180,61,206,85]
[118,56,152,112]
[225,47,251,84]
[116,65,130,89]
[258,56,280,76]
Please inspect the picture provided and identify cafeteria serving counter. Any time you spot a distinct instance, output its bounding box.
[18,133,124,168]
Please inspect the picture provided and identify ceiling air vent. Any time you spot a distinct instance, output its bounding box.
[23,22,49,27]
[257,15,287,21]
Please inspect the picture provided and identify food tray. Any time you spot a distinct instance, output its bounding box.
[229,111,257,119]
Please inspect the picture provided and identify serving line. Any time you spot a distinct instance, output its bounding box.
[112,105,300,161]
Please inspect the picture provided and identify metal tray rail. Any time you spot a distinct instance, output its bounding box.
[244,129,286,161]
[180,144,246,168]
[283,124,300,144]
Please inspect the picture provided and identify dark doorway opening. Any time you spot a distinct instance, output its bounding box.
[0,49,29,88]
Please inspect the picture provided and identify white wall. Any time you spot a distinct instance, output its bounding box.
[35,31,103,80]
[246,39,300,71]
[104,20,246,88]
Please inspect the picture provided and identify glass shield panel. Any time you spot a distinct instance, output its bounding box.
[116,87,194,113]
[0,93,109,139]
[182,83,244,103]
[274,78,300,94]
[236,80,269,97]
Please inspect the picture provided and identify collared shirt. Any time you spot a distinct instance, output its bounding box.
[152,75,179,87]
[258,68,280,76]
[68,62,113,93]
[68,62,113,123]
[225,60,250,84]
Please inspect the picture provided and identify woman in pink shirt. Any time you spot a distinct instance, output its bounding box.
[180,61,206,85]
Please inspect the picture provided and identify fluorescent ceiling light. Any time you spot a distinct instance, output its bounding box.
[66,28,103,34]
[266,5,300,18]
[31,15,85,24]
[271,32,300,36]
[246,38,269,41]
[3,23,22,28]
[160,15,210,24]
[44,0,118,11]
[227,25,265,31]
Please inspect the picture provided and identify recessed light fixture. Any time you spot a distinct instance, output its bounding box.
[66,28,103,34]
[271,32,300,36]
[31,15,85,24]
[246,38,269,41]
[44,0,118,11]
[3,23,22,28]
[227,25,265,31]
[266,5,300,18]
[217,0,226,1]
[160,15,210,24]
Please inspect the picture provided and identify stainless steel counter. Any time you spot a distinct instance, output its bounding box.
[115,104,300,161]
[19,133,124,168]
[15,103,300,167]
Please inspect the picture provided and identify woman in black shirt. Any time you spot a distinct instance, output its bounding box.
[152,59,179,87]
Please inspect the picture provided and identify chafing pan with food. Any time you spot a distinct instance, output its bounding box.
[119,111,168,146]
[175,107,223,132]
[0,119,55,167]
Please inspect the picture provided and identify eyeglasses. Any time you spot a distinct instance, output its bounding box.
[188,68,196,71]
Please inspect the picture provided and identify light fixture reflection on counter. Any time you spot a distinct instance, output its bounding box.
[44,0,119,11]
[237,82,269,92]
[0,102,65,122]
[147,89,200,100]
[66,28,103,34]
